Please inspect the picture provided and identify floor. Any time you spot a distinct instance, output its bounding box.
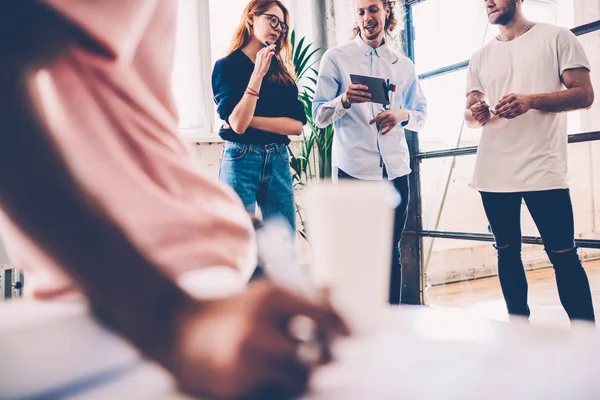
[427,260,600,327]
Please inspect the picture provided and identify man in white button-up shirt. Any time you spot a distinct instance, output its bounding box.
[313,0,427,304]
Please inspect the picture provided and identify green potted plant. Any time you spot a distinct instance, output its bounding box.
[289,31,335,239]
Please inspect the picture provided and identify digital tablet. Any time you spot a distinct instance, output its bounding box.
[350,74,389,106]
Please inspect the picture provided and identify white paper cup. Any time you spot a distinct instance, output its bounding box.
[303,180,399,335]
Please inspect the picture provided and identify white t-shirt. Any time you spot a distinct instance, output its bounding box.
[466,23,590,193]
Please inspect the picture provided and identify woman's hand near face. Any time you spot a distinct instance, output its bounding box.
[253,44,276,79]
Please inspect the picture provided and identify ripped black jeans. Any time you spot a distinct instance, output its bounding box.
[480,189,595,322]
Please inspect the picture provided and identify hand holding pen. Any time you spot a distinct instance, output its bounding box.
[474,94,497,114]
[255,218,349,367]
[265,40,281,64]
[252,42,276,79]
[370,109,409,135]
[469,94,495,126]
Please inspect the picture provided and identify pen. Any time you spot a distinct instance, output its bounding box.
[264,40,282,65]
[473,94,496,115]
[383,80,390,107]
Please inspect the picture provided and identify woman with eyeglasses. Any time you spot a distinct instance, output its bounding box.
[212,0,305,234]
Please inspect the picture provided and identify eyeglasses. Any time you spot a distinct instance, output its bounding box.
[262,13,288,33]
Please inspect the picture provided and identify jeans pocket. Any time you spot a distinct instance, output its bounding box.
[278,146,291,163]
[222,142,249,161]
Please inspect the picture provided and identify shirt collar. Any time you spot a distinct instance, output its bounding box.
[353,34,387,58]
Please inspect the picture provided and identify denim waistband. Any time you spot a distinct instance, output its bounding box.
[224,141,288,153]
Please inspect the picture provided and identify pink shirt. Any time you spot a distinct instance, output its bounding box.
[0,0,257,298]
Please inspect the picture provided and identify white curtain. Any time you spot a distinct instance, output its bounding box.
[171,0,213,137]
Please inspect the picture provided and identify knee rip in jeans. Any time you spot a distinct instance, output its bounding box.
[494,244,521,261]
[546,247,580,269]
[548,247,575,254]
[494,243,520,252]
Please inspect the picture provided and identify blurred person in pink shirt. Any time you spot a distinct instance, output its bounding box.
[0,1,348,399]
[1,0,257,300]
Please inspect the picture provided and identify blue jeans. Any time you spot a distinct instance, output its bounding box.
[338,168,410,305]
[219,141,296,232]
[480,189,595,322]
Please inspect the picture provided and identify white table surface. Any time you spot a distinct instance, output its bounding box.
[1,300,599,400]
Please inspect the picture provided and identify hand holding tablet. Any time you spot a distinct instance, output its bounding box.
[350,74,390,106]
[341,83,372,108]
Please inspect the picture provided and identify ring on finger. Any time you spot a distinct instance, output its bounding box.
[288,315,323,366]
[288,315,316,342]
[295,341,322,366]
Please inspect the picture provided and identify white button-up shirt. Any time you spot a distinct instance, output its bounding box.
[313,35,427,180]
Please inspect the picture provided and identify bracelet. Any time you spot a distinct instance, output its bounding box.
[246,87,259,97]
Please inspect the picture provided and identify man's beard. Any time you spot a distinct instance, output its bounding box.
[491,0,517,25]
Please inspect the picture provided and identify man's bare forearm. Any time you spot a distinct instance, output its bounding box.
[0,72,194,368]
[530,86,594,113]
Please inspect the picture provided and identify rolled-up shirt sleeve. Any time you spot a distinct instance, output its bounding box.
[212,58,245,124]
[41,0,159,63]
[401,62,427,132]
[312,51,349,129]
[466,52,485,95]
[557,27,591,75]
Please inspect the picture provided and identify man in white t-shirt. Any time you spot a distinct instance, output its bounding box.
[464,0,595,322]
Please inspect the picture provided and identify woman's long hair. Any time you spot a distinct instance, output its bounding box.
[228,0,296,86]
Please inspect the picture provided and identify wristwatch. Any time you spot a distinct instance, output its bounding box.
[401,113,410,127]
[341,95,351,109]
